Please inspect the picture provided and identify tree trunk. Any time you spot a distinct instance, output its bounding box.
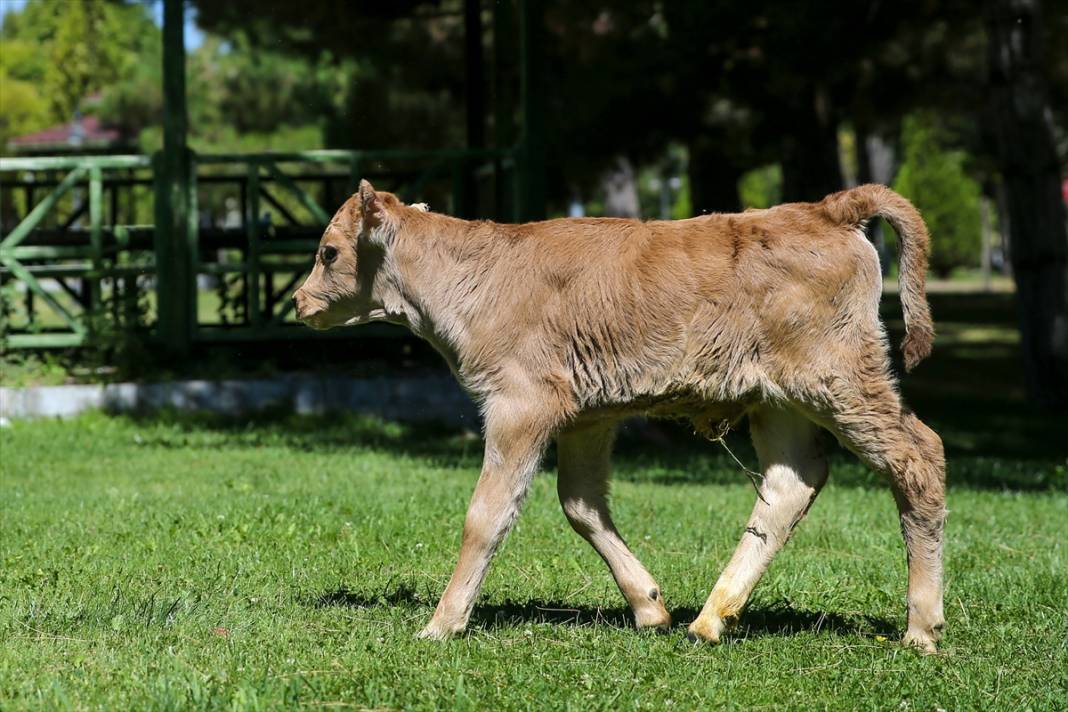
[780,85,843,203]
[461,0,486,219]
[601,156,641,218]
[855,121,898,275]
[985,0,1068,409]
[688,139,742,214]
[854,122,873,188]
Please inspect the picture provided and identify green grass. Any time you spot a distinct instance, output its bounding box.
[2,410,1066,711]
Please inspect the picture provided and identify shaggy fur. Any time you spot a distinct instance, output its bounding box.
[294,181,946,652]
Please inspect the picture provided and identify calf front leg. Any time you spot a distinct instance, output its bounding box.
[417,407,550,640]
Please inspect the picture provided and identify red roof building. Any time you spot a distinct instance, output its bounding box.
[7,114,129,154]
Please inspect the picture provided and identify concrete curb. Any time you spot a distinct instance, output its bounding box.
[0,373,480,426]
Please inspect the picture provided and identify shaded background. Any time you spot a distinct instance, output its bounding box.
[1,0,1066,415]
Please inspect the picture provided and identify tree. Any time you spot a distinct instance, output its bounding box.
[0,39,50,147]
[893,114,983,278]
[47,0,156,121]
[984,0,1068,409]
[191,0,469,152]
[0,0,159,136]
[0,2,53,146]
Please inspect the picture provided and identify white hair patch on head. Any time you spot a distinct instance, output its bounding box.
[410,202,430,212]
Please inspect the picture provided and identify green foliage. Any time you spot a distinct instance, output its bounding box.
[184,36,322,150]
[893,113,984,277]
[670,176,692,220]
[0,351,70,387]
[0,2,52,146]
[0,0,158,150]
[47,1,124,119]
[83,278,153,378]
[192,1,468,152]
[0,281,18,354]
[95,30,163,139]
[0,39,50,146]
[739,164,783,209]
[1,1,340,154]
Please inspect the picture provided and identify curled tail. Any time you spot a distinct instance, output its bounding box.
[821,184,934,371]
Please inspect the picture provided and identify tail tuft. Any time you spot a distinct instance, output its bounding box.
[901,325,934,372]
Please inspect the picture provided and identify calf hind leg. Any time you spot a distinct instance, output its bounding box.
[557,422,671,630]
[688,407,829,643]
[828,402,946,653]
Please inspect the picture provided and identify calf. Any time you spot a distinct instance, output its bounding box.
[294,182,945,652]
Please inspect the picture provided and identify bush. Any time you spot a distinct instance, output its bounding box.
[892,113,983,278]
[739,164,783,210]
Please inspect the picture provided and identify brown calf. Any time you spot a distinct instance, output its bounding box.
[294,182,945,652]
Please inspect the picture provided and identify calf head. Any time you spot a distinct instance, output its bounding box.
[293,180,398,330]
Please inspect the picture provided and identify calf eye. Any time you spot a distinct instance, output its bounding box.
[320,245,338,264]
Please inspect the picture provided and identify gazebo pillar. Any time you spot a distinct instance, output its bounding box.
[461,0,485,219]
[155,0,193,354]
[517,0,546,221]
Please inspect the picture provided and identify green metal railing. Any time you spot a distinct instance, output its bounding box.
[188,148,516,342]
[0,148,517,351]
[0,155,156,348]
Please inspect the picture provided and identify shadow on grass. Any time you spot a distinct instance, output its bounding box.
[122,406,486,467]
[314,585,898,640]
[121,405,1065,492]
[118,290,1064,493]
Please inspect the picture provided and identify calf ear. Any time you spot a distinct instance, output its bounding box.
[358,179,384,227]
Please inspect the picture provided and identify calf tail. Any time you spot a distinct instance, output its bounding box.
[822,184,934,371]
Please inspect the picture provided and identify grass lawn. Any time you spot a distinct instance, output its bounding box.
[2,290,1067,710]
[1,413,1065,710]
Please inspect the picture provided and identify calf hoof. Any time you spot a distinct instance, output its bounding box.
[902,626,942,655]
[416,619,465,641]
[686,615,727,644]
[634,602,672,632]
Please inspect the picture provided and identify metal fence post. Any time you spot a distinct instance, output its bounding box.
[246,161,262,327]
[88,165,103,327]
